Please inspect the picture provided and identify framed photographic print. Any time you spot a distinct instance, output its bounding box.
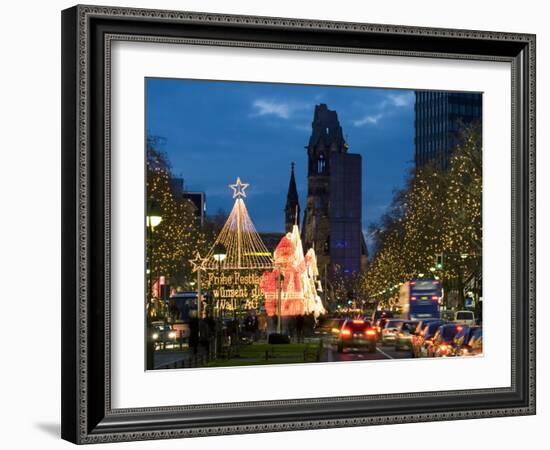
[61,5,536,444]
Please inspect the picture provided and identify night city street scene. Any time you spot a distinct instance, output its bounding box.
[145,78,483,370]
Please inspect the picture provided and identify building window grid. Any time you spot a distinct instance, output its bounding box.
[415,91,481,168]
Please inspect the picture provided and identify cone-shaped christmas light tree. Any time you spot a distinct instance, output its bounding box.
[199,177,273,270]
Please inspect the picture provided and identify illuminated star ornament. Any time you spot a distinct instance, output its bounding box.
[189,252,207,272]
[229,177,249,199]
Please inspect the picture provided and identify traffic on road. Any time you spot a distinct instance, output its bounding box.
[316,308,483,362]
[150,276,482,369]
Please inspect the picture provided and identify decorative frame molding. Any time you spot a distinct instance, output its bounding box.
[61,4,536,444]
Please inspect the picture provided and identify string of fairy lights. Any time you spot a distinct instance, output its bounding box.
[147,146,207,285]
[365,125,482,299]
[147,123,481,307]
[199,177,273,270]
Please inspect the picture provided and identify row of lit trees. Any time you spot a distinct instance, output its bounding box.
[365,124,482,308]
[147,137,219,290]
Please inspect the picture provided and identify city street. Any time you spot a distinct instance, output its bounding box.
[151,336,413,370]
[143,79,483,374]
[327,343,411,362]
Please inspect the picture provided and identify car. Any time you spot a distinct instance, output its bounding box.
[394,320,419,351]
[415,320,447,357]
[451,325,479,356]
[454,310,476,326]
[380,319,404,345]
[428,324,463,357]
[314,317,346,343]
[336,319,377,353]
[411,319,443,357]
[150,321,178,349]
[467,327,483,355]
[372,310,394,336]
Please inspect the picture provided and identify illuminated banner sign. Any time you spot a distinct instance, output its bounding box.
[202,270,265,311]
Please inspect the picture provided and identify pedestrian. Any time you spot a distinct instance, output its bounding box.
[198,318,210,351]
[228,317,239,347]
[204,316,216,357]
[304,313,314,337]
[253,311,261,341]
[244,309,258,341]
[188,316,199,355]
[257,310,267,340]
[287,316,296,341]
[168,299,178,322]
[296,314,304,343]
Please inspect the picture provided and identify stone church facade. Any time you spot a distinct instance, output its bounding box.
[296,104,368,281]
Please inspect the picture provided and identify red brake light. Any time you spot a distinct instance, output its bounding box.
[410,281,416,285]
[431,295,438,300]
[365,329,376,336]
[411,296,417,301]
[456,326,463,331]
[341,328,351,337]
[352,319,364,324]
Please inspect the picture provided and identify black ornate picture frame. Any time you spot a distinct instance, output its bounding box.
[61,5,536,444]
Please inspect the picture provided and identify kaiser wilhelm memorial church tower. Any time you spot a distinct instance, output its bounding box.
[301,104,368,281]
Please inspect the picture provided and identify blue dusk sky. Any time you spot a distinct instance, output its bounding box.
[146,78,416,239]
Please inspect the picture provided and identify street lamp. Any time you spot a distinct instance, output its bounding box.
[146,200,162,315]
[146,213,162,228]
[146,199,162,370]
[146,201,163,228]
[212,243,226,359]
[276,270,283,334]
[212,243,227,319]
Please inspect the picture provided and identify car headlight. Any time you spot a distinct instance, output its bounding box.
[152,333,159,340]
[168,331,177,339]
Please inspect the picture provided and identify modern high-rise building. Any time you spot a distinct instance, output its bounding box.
[301,104,367,280]
[415,91,482,169]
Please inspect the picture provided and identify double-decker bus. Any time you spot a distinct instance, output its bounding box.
[398,279,441,320]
